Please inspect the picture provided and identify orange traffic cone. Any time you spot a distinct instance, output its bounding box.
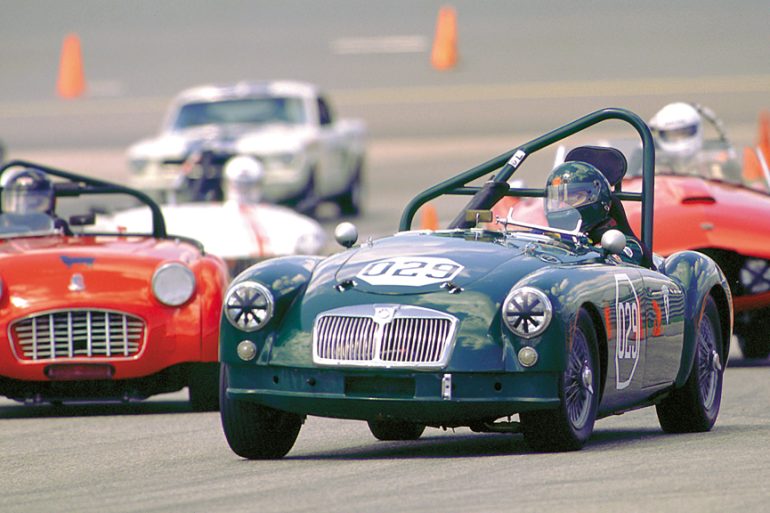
[743,146,763,184]
[758,111,770,163]
[431,6,458,70]
[57,33,86,99]
[419,203,439,230]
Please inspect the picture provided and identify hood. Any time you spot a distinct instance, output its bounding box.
[624,175,770,258]
[316,232,553,296]
[0,235,201,314]
[99,202,325,259]
[128,124,313,160]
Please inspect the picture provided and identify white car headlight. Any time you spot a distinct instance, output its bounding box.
[502,286,552,338]
[152,262,196,306]
[224,281,274,332]
[263,152,304,170]
[128,159,149,174]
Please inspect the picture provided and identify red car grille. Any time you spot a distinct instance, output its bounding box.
[10,310,145,361]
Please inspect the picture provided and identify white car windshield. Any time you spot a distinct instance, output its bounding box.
[172,97,306,129]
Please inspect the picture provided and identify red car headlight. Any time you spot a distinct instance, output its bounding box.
[152,262,196,306]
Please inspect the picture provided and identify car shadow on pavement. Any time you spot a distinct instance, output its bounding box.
[0,399,197,419]
[726,356,770,368]
[290,432,533,460]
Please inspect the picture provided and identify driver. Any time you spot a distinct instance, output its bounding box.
[2,167,56,215]
[648,102,742,182]
[1,167,69,233]
[544,161,612,242]
[649,102,703,162]
[544,161,652,267]
[223,155,265,205]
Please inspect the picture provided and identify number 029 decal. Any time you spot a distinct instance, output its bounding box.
[356,256,464,287]
[614,273,641,390]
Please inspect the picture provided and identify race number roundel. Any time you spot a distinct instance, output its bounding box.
[356,256,464,287]
[614,273,641,390]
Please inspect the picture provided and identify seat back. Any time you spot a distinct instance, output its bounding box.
[565,145,627,187]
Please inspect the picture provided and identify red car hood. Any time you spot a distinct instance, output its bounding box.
[624,176,770,258]
[0,234,203,315]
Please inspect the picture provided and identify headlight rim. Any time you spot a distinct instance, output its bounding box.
[502,286,553,339]
[224,280,274,332]
[151,262,197,307]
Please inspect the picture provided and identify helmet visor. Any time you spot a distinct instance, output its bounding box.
[546,180,600,212]
[658,124,698,143]
[3,188,51,214]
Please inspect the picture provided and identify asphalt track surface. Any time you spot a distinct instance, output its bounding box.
[1,2,770,512]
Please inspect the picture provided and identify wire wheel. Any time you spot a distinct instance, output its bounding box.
[565,328,595,430]
[520,308,599,452]
[656,295,724,433]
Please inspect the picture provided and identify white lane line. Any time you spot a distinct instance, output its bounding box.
[333,75,770,105]
[1,74,768,118]
[331,36,428,55]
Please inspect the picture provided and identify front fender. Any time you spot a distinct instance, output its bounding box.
[660,250,733,387]
[220,255,324,364]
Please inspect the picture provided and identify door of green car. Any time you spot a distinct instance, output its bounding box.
[639,271,686,389]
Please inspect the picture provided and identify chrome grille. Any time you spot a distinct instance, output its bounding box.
[10,310,145,360]
[313,305,457,368]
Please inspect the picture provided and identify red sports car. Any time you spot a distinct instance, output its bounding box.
[492,113,770,359]
[0,160,228,409]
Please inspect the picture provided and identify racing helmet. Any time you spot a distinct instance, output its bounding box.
[1,167,55,215]
[649,102,703,159]
[544,161,611,232]
[223,155,264,204]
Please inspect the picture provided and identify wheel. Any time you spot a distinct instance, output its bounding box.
[219,365,303,459]
[656,295,724,433]
[188,362,220,412]
[735,312,770,359]
[292,169,320,218]
[520,308,600,452]
[367,420,425,441]
[338,160,363,217]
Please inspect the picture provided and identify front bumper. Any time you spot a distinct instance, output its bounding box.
[129,161,309,203]
[225,364,561,425]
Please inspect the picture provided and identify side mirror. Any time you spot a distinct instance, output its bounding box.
[334,222,358,248]
[600,229,627,255]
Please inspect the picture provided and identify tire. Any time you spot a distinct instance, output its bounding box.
[520,308,600,452]
[735,312,770,359]
[188,362,220,412]
[219,365,303,459]
[292,169,319,218]
[367,420,425,441]
[338,161,363,217]
[656,295,724,433]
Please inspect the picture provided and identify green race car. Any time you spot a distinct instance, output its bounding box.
[218,108,733,458]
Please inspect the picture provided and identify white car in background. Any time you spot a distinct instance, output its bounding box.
[127,80,367,216]
[98,156,327,276]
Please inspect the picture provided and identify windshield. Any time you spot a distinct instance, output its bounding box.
[0,212,56,238]
[172,96,306,129]
[625,141,743,184]
[494,201,584,239]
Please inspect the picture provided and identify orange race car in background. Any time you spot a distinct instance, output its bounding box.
[0,160,229,409]
[492,107,770,359]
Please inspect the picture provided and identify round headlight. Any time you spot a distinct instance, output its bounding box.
[224,281,274,332]
[152,262,196,306]
[502,286,552,338]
